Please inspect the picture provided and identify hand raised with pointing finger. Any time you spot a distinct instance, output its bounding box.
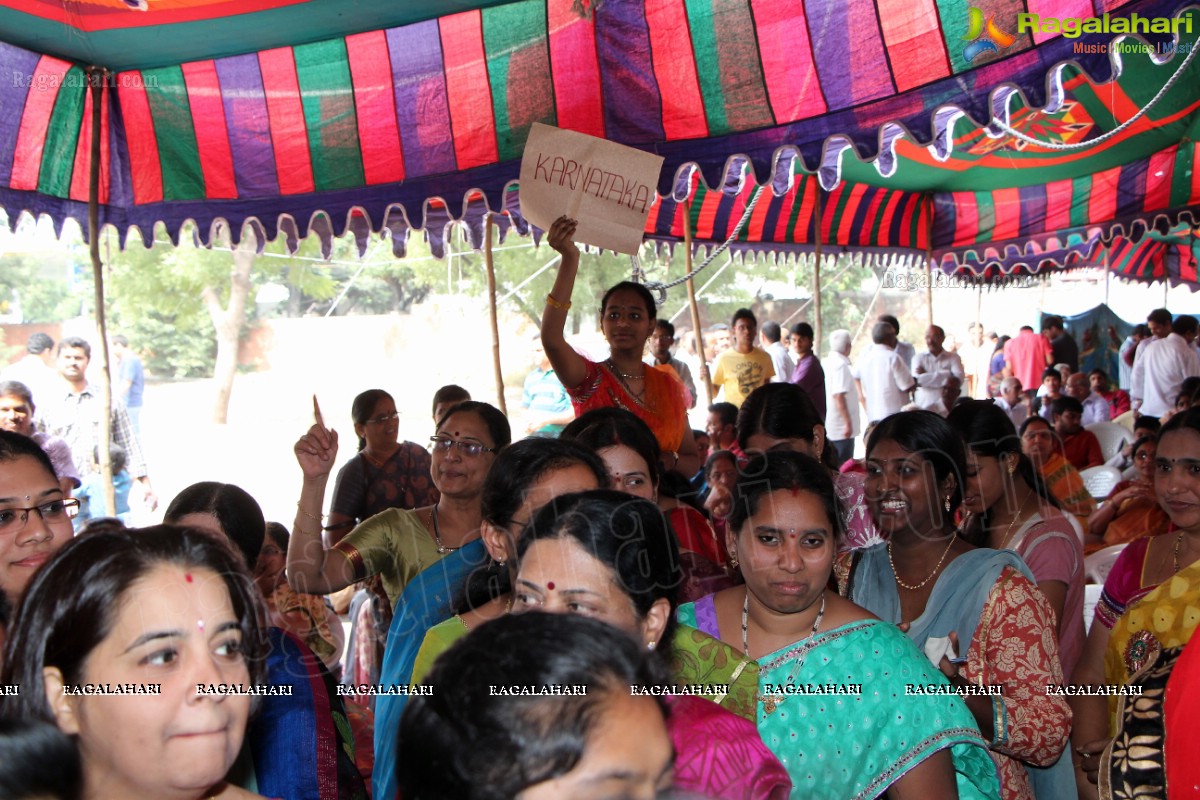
[295,423,338,481]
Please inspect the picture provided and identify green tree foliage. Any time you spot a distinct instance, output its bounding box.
[0,249,83,323]
[101,225,340,378]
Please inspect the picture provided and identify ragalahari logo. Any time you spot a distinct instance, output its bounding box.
[963,6,1017,61]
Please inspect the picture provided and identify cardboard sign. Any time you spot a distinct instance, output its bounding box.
[519,123,664,255]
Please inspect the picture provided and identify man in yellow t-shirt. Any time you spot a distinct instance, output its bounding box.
[709,308,774,407]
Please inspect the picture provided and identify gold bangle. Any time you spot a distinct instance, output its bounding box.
[296,502,324,523]
[545,293,572,311]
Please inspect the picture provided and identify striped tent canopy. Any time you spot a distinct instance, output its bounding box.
[0,0,1197,274]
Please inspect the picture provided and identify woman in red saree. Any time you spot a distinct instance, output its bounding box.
[541,216,699,478]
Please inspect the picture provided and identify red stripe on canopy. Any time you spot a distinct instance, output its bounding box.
[991,187,1020,242]
[751,0,825,121]
[645,0,707,140]
[876,0,951,92]
[10,55,71,191]
[1144,148,1175,211]
[116,74,163,204]
[1044,178,1073,234]
[346,30,405,185]
[440,11,499,170]
[182,61,237,199]
[67,86,110,203]
[836,184,868,244]
[547,0,604,138]
[1088,166,1119,227]
[258,47,315,195]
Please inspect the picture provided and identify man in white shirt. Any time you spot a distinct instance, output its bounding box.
[879,314,915,368]
[1118,325,1149,391]
[822,329,860,465]
[1065,371,1111,426]
[760,321,794,385]
[911,325,965,409]
[995,377,1029,428]
[1131,314,1200,419]
[0,332,59,404]
[854,322,915,425]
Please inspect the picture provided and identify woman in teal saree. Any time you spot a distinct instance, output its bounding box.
[679,450,1000,799]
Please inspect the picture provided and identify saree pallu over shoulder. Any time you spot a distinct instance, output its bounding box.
[756,620,999,800]
[1104,554,1200,713]
[372,539,489,800]
[668,623,760,722]
[567,357,688,452]
[842,544,1033,655]
[250,627,366,800]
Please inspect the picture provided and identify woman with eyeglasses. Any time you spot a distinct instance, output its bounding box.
[323,389,438,544]
[1019,415,1094,531]
[0,430,78,615]
[321,389,437,692]
[1084,435,1169,554]
[290,399,510,800]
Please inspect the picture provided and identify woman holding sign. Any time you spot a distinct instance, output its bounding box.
[542,215,699,478]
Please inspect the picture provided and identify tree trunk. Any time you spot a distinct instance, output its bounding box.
[202,235,256,424]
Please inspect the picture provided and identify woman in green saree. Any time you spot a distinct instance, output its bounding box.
[678,450,1001,799]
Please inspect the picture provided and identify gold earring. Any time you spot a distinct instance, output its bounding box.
[729,552,739,568]
[944,497,951,513]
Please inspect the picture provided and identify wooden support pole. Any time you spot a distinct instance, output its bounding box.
[86,67,116,517]
[683,199,712,406]
[484,214,507,415]
[812,189,823,354]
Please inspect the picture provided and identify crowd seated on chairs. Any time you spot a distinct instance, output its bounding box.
[2,252,1198,800]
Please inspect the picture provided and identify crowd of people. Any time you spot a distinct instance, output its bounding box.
[0,218,1198,800]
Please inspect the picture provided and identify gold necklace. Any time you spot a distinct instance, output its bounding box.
[888,535,957,591]
[1174,530,1187,574]
[995,491,1033,551]
[431,505,458,554]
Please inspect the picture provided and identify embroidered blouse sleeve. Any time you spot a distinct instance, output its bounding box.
[966,567,1071,766]
[565,357,602,402]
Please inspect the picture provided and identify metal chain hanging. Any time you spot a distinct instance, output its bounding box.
[631,186,765,305]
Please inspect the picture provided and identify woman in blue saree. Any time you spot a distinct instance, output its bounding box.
[289,400,511,800]
[679,450,1000,799]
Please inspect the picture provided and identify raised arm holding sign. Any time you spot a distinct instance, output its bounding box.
[540,216,698,479]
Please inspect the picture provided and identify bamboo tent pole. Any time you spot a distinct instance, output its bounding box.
[86,67,116,517]
[683,199,712,407]
[484,214,507,415]
[812,189,823,354]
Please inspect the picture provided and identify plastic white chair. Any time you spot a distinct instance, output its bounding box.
[1080,465,1123,501]
[1084,584,1104,633]
[1085,544,1127,585]
[1087,421,1133,465]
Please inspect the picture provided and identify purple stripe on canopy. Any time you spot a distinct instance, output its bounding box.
[0,44,41,187]
[849,185,879,242]
[1116,160,1147,219]
[805,0,893,110]
[931,192,957,250]
[594,1,663,142]
[1018,184,1047,239]
[387,21,455,178]
[216,54,279,199]
[761,192,784,241]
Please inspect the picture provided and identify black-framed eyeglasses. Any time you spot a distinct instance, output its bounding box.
[366,412,399,425]
[0,498,80,534]
[429,436,497,457]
